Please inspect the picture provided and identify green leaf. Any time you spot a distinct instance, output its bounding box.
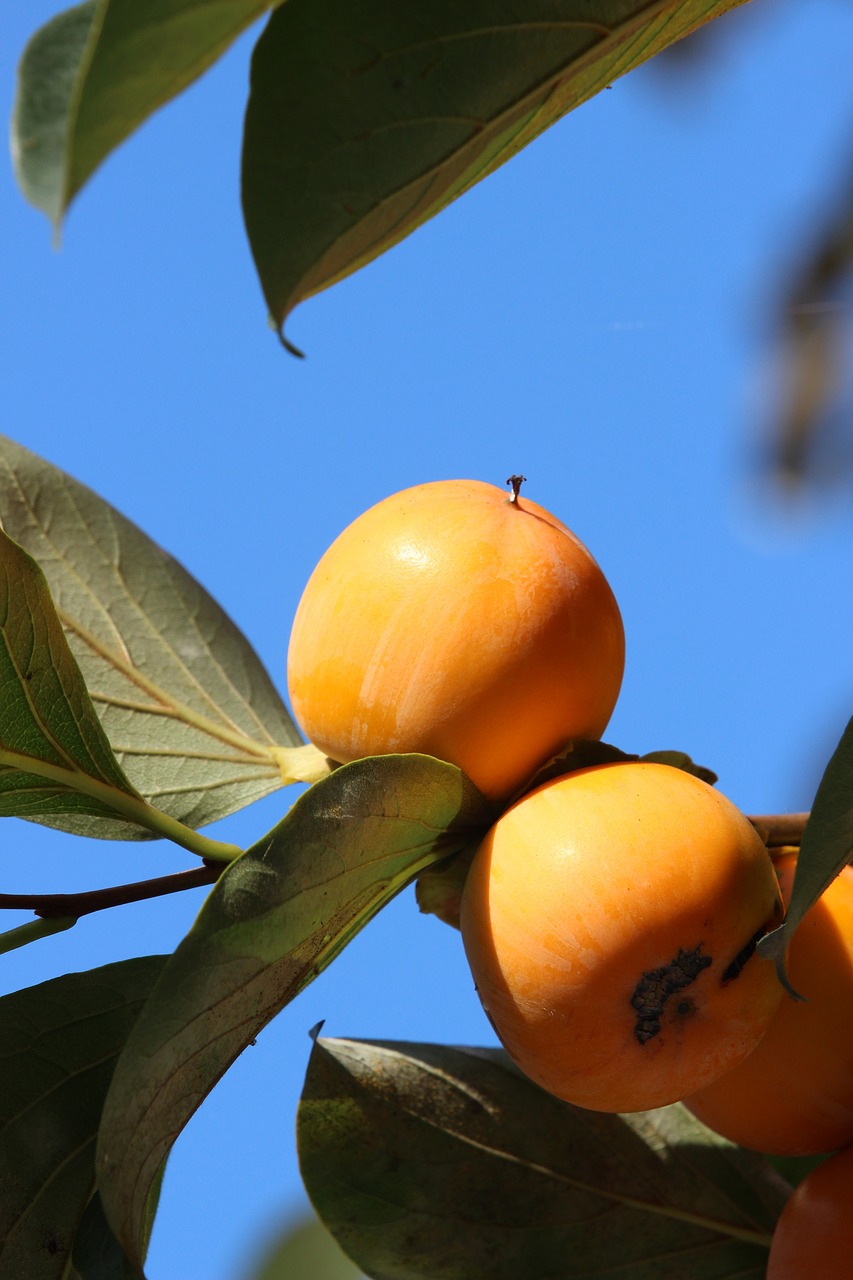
[12,0,275,227]
[759,715,853,989]
[0,956,166,1280]
[0,525,145,827]
[248,1212,367,1280]
[640,750,718,786]
[510,738,636,799]
[298,1038,788,1280]
[69,1192,150,1280]
[96,755,491,1270]
[242,0,750,344]
[10,3,95,223]
[0,435,307,840]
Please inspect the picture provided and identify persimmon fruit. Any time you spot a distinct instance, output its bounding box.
[287,477,624,802]
[684,853,853,1155]
[766,1144,853,1279]
[459,762,784,1113]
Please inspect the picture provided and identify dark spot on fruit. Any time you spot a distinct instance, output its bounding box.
[631,945,712,1045]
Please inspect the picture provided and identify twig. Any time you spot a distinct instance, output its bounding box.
[748,812,809,848]
[0,863,223,920]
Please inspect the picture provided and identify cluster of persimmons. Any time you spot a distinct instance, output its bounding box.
[286,476,853,1276]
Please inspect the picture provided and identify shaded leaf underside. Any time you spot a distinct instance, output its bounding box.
[0,957,167,1280]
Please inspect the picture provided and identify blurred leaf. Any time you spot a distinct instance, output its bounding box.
[640,750,718,785]
[96,755,491,1270]
[12,0,274,227]
[0,956,166,1280]
[298,1038,788,1280]
[0,435,304,839]
[0,526,146,828]
[759,715,853,988]
[242,0,751,344]
[249,1212,366,1280]
[770,174,853,488]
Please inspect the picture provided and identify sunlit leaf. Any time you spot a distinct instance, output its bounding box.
[96,755,491,1270]
[0,957,166,1280]
[242,0,751,344]
[759,715,853,988]
[12,0,274,227]
[0,526,146,829]
[299,1038,789,1280]
[0,435,308,839]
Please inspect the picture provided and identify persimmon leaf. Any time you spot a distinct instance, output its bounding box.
[0,957,166,1280]
[12,0,274,227]
[759,715,853,987]
[298,1038,789,1280]
[0,436,308,840]
[0,526,146,828]
[242,0,751,343]
[248,1213,366,1280]
[640,750,718,785]
[96,755,491,1271]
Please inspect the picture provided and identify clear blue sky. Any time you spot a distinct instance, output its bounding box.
[3,3,853,1277]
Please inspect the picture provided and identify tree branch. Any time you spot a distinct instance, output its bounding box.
[748,812,809,848]
[0,863,223,919]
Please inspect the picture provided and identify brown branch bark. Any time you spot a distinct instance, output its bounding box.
[747,812,809,848]
[0,862,223,919]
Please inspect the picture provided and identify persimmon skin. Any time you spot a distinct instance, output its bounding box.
[685,855,853,1156]
[459,762,784,1113]
[766,1145,853,1279]
[286,479,624,802]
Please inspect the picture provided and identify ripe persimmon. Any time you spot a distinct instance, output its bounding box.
[459,762,784,1113]
[287,478,624,802]
[684,853,853,1155]
[766,1144,853,1279]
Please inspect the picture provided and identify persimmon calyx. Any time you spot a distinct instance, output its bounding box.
[270,742,336,786]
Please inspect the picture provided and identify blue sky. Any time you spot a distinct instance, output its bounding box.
[3,3,853,1277]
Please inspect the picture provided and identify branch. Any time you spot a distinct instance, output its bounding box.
[0,863,223,920]
[748,812,809,848]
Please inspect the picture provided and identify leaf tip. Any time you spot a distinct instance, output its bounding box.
[757,923,806,1001]
[267,310,305,358]
[309,1019,326,1042]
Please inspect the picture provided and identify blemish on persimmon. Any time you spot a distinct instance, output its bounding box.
[631,945,712,1045]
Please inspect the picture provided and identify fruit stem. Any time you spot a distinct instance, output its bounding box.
[506,474,527,504]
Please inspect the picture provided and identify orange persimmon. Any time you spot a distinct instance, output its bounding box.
[685,854,853,1155]
[287,478,624,802]
[766,1144,853,1279]
[459,762,784,1113]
